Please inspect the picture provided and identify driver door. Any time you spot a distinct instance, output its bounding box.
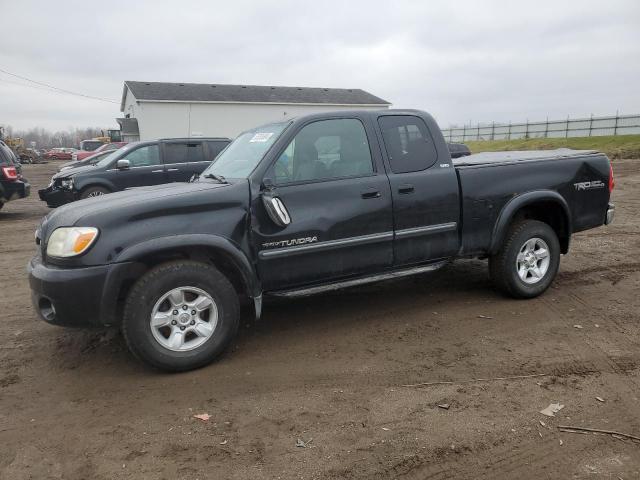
[252,117,394,291]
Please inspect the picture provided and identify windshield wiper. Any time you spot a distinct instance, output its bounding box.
[202,173,229,184]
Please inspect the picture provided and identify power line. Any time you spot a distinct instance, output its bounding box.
[0,77,72,94]
[0,67,119,104]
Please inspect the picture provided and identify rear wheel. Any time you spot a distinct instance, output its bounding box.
[489,220,560,298]
[122,261,240,372]
[80,185,110,199]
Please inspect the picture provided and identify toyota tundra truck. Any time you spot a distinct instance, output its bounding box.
[28,110,615,371]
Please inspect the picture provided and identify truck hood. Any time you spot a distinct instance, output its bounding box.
[40,180,241,239]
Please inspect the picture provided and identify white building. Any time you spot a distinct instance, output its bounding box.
[117,81,391,141]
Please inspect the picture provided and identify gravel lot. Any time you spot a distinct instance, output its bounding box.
[1,159,639,479]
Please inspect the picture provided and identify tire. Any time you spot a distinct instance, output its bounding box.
[489,220,560,299]
[122,261,240,372]
[80,185,110,199]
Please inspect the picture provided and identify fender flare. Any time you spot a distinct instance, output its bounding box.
[490,190,572,254]
[112,234,260,297]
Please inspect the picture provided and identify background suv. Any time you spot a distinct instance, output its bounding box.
[39,137,230,207]
[0,140,30,210]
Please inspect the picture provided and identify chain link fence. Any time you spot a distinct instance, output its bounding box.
[442,113,640,143]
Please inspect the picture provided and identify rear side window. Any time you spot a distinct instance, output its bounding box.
[164,143,205,164]
[206,141,228,161]
[378,115,438,174]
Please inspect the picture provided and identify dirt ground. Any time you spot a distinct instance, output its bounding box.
[0,159,639,480]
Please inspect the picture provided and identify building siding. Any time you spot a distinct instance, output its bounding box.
[122,87,389,140]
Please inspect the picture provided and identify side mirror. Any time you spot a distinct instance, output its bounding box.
[116,159,130,170]
[261,191,291,227]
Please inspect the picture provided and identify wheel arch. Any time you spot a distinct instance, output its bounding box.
[105,235,260,321]
[490,190,572,255]
[77,179,115,195]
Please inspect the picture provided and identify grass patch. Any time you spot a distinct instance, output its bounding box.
[465,135,640,159]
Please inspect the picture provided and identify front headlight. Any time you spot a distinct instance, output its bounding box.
[46,227,99,258]
[60,178,74,190]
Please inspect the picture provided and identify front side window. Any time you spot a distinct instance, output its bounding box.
[164,143,204,164]
[378,115,438,174]
[124,144,160,167]
[272,118,373,184]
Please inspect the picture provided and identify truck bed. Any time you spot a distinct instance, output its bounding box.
[453,148,599,167]
[453,148,611,256]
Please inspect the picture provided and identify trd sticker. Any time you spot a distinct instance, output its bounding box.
[262,236,318,248]
[574,180,605,191]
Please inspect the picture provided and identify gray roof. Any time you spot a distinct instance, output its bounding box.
[121,81,390,111]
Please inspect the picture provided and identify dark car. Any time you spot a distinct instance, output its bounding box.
[58,149,121,173]
[447,142,471,158]
[38,137,230,207]
[0,140,30,210]
[28,109,615,372]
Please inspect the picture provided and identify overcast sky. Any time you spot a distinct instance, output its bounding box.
[1,0,639,131]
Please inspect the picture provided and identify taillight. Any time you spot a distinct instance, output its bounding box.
[609,163,615,193]
[1,166,18,181]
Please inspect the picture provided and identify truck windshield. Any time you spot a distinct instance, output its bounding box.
[201,122,289,179]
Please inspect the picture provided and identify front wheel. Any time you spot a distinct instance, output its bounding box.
[122,261,240,372]
[489,220,560,298]
[80,185,110,199]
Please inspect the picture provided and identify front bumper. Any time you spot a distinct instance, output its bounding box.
[28,254,138,328]
[1,179,30,203]
[605,203,615,225]
[38,185,76,207]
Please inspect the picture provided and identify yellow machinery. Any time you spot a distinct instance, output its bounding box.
[2,136,38,163]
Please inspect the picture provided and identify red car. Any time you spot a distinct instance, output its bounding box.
[43,148,75,160]
[74,142,127,161]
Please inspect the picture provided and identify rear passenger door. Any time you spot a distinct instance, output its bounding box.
[162,141,207,182]
[378,115,460,265]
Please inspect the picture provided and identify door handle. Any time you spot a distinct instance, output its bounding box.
[151,169,164,173]
[398,184,414,194]
[167,168,179,172]
[361,189,381,199]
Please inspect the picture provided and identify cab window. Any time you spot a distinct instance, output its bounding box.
[378,115,438,173]
[272,118,373,185]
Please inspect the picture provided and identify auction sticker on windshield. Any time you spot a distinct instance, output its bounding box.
[249,132,274,143]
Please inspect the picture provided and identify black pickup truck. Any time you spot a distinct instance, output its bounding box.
[28,110,615,371]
